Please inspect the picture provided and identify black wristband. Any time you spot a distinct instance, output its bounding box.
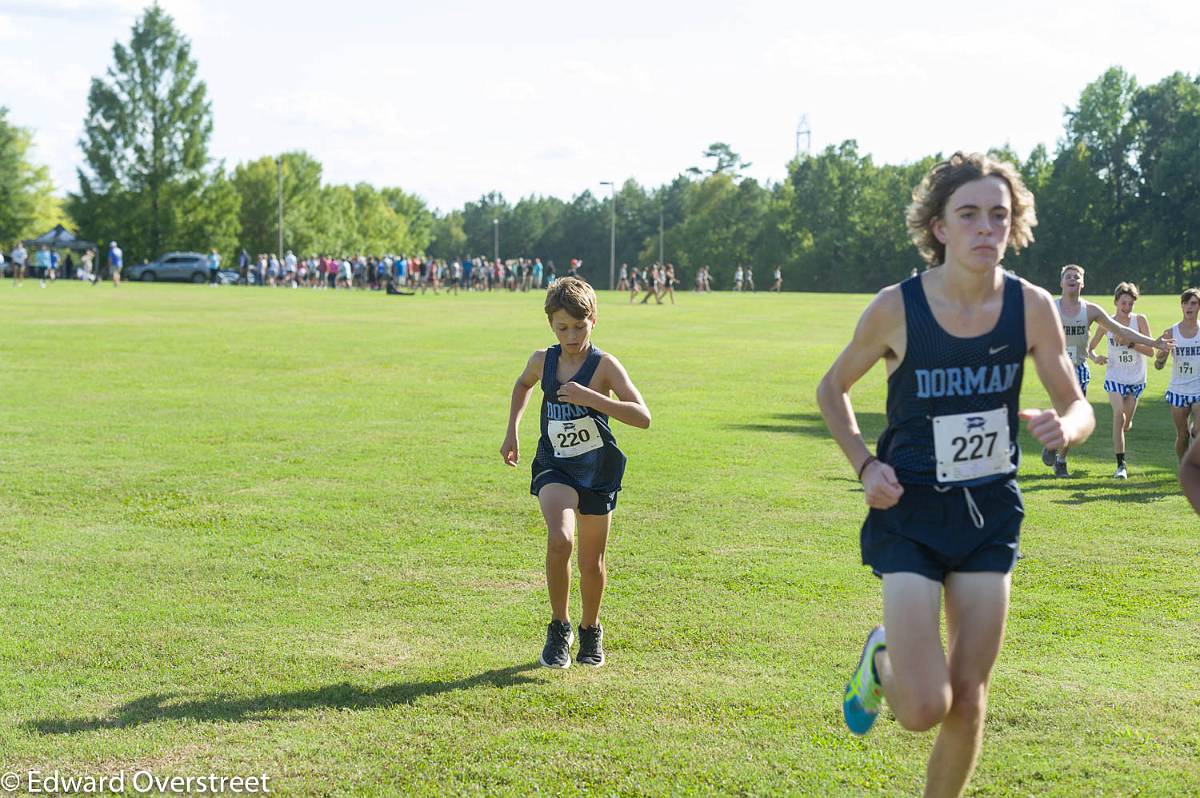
[857,455,878,482]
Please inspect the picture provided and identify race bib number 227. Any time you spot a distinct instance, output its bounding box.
[932,407,1010,483]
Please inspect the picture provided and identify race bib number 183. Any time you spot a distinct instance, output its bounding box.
[932,407,1010,483]
[548,416,604,459]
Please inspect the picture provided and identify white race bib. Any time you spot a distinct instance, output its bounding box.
[932,407,1010,484]
[1066,345,1079,365]
[1117,349,1136,365]
[548,416,604,459]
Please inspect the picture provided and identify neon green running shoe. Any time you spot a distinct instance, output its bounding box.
[843,625,886,735]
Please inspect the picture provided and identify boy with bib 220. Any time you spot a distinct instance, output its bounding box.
[502,277,651,669]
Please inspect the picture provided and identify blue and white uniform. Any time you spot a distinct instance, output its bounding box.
[1058,298,1091,395]
[862,274,1026,582]
[1165,324,1200,408]
[530,344,626,515]
[1102,316,1147,398]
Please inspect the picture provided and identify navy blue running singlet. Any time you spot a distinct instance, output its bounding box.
[533,345,627,493]
[876,274,1026,487]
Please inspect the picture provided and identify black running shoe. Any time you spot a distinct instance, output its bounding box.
[1054,460,1070,478]
[1041,447,1055,467]
[576,624,605,667]
[539,620,574,669]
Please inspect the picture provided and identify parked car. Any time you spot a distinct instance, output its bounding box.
[127,252,211,283]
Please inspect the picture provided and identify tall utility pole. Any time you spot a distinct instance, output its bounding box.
[493,219,499,262]
[795,114,812,157]
[275,156,284,257]
[600,181,615,290]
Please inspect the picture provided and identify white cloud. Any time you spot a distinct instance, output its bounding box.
[0,0,143,19]
[0,14,30,39]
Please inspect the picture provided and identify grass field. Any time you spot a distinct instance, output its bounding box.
[1,282,1196,797]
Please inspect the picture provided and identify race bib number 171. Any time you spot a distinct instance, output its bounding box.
[932,407,1010,483]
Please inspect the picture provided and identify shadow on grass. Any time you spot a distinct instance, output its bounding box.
[1018,471,1181,505]
[733,412,1186,501]
[27,663,541,735]
[728,411,888,442]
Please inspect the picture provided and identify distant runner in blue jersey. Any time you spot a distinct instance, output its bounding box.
[817,152,1097,798]
[501,277,651,670]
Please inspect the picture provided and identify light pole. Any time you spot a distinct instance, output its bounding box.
[275,156,283,258]
[493,218,499,262]
[600,180,615,290]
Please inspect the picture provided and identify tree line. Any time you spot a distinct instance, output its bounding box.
[1,5,1196,293]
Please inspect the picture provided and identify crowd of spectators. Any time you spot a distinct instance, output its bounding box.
[3,242,114,286]
[231,251,570,294]
[7,239,784,297]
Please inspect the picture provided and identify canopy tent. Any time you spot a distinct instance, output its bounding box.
[21,224,97,252]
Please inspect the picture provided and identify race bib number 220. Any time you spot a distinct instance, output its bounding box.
[548,416,603,459]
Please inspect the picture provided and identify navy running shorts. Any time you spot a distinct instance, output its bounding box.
[860,478,1023,583]
[530,465,618,516]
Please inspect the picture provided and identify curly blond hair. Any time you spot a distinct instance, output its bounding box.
[906,152,1037,266]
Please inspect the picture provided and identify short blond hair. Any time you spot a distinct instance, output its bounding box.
[906,151,1037,266]
[544,276,597,320]
[1061,264,1085,278]
[1113,282,1139,303]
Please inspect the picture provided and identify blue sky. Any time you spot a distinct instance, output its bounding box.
[0,0,1194,212]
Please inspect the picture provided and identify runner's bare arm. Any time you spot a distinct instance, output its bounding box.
[558,355,651,428]
[1132,314,1156,357]
[1087,326,1107,365]
[1022,285,1094,450]
[1154,327,1172,370]
[817,287,905,508]
[501,350,545,466]
[1089,302,1171,352]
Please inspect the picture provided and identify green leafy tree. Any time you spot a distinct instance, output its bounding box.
[1036,142,1114,282]
[462,192,512,259]
[313,185,358,256]
[70,5,214,261]
[169,168,241,257]
[610,179,656,269]
[1133,72,1200,291]
[380,187,434,253]
[505,195,560,260]
[0,108,61,242]
[232,152,322,256]
[668,173,770,287]
[540,191,608,281]
[1066,67,1141,226]
[428,210,468,260]
[353,183,404,254]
